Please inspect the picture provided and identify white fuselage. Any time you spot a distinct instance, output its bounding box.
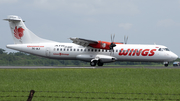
[7,42,178,63]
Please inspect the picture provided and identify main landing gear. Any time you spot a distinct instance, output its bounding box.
[90,60,104,66]
[164,62,169,67]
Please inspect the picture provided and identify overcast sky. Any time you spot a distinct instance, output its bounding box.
[0,0,180,57]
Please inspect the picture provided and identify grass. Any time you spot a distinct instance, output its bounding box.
[0,68,180,101]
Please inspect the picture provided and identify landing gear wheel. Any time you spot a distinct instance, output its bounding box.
[164,62,169,67]
[164,64,168,67]
[90,61,96,66]
[98,62,103,66]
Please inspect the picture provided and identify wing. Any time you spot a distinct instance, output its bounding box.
[70,37,123,49]
[70,37,98,47]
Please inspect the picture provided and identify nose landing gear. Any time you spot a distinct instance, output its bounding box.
[164,62,169,67]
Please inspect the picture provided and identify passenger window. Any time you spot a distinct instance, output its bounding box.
[64,49,66,51]
[74,49,76,51]
[77,49,79,51]
[57,48,59,51]
[67,49,69,51]
[99,49,100,52]
[60,48,62,51]
[70,49,72,51]
[91,49,93,52]
[81,49,83,51]
[88,49,90,51]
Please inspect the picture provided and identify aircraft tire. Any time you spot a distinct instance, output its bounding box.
[164,64,168,67]
[98,62,103,66]
[90,61,96,66]
[164,62,169,67]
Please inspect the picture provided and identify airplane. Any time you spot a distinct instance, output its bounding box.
[4,15,178,67]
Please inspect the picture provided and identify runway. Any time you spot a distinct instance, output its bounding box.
[0,66,179,69]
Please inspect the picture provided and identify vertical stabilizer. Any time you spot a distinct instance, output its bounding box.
[4,15,54,44]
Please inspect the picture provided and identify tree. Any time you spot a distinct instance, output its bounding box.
[0,48,5,54]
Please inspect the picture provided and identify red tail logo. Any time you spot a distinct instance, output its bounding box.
[14,26,24,39]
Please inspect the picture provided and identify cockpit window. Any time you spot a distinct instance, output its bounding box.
[158,48,170,51]
[165,48,170,51]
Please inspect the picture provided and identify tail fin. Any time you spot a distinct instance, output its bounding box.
[4,15,54,44]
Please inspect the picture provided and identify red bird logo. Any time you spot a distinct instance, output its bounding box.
[14,26,24,39]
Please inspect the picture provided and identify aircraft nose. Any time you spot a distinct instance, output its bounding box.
[171,53,178,60]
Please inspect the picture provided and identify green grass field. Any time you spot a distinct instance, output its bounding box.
[0,68,180,101]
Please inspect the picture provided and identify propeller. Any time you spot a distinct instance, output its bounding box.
[109,34,116,55]
[109,34,116,49]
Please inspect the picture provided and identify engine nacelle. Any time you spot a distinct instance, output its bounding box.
[95,55,117,63]
[89,41,122,50]
[76,54,117,63]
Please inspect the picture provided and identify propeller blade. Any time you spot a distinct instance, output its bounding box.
[124,35,126,44]
[126,36,128,44]
[124,35,128,44]
[113,34,115,42]
[110,49,115,56]
[111,34,112,42]
[109,34,116,56]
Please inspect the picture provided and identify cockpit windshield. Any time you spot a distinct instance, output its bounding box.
[158,48,170,51]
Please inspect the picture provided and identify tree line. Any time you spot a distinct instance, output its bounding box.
[0,48,177,66]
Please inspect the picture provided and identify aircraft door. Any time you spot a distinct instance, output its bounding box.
[46,47,50,57]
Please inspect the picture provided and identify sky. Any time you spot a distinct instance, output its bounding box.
[0,0,180,57]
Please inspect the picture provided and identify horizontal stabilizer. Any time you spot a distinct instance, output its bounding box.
[3,15,24,22]
[3,19,21,22]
